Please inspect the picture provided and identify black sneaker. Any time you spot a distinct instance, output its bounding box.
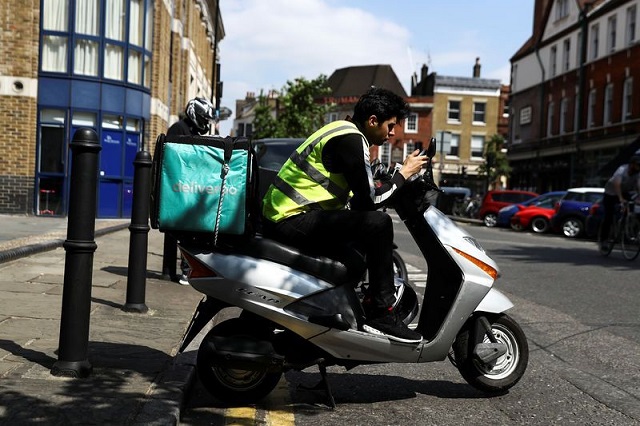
[363,311,422,344]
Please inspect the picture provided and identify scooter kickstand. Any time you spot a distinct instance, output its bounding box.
[297,363,336,409]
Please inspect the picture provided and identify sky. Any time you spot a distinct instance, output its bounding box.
[216,0,536,136]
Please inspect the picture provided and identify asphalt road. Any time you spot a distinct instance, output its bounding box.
[180,217,640,425]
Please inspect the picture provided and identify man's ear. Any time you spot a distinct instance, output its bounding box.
[367,115,378,127]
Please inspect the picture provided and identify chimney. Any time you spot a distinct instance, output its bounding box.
[421,64,429,81]
[473,57,481,78]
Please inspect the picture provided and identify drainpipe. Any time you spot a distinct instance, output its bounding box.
[534,42,546,192]
[211,1,220,109]
[574,0,592,186]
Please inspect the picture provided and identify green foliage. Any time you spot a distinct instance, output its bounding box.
[252,75,332,139]
[477,134,511,184]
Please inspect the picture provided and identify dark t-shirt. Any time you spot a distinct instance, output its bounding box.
[322,133,406,211]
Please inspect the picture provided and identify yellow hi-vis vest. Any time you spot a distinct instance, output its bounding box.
[262,120,365,223]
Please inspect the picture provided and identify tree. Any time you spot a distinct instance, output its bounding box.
[252,92,279,140]
[252,75,332,139]
[477,134,511,190]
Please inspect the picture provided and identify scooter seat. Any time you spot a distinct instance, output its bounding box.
[231,236,364,286]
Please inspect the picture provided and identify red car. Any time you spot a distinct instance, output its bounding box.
[510,197,559,233]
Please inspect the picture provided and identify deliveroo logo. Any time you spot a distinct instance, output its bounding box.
[172,180,238,196]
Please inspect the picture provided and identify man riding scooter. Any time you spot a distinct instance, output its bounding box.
[261,87,427,343]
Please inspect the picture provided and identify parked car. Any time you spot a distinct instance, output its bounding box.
[478,189,539,227]
[550,187,605,238]
[436,187,472,216]
[496,190,567,227]
[510,193,566,233]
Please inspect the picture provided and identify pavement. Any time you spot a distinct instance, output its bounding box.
[0,214,204,425]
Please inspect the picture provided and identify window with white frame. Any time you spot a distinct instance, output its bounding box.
[587,89,597,128]
[379,141,391,165]
[623,77,633,120]
[448,134,459,157]
[604,83,613,124]
[328,112,338,122]
[473,102,486,123]
[608,14,617,52]
[42,0,69,72]
[550,45,557,77]
[556,0,569,21]
[405,140,415,156]
[547,101,555,136]
[560,98,568,133]
[104,0,125,80]
[626,5,637,46]
[591,23,599,60]
[563,38,571,72]
[471,135,484,158]
[405,113,418,133]
[448,100,461,122]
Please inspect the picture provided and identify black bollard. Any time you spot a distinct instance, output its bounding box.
[51,128,101,378]
[124,151,152,313]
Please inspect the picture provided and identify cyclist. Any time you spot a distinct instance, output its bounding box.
[599,154,640,250]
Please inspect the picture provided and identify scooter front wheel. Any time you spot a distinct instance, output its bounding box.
[196,318,283,404]
[453,313,528,394]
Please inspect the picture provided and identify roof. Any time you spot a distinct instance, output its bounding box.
[326,65,407,98]
[434,75,501,91]
[566,187,605,193]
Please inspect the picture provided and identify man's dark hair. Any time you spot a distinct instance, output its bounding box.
[351,87,410,126]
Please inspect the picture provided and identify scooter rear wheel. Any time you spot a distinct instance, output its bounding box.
[196,318,282,404]
[453,313,528,394]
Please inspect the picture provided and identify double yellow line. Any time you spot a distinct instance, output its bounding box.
[224,378,295,425]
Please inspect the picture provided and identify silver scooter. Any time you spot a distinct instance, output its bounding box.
[176,139,528,406]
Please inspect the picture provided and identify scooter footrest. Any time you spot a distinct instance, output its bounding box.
[308,314,351,331]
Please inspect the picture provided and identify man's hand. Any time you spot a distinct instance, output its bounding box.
[398,149,429,180]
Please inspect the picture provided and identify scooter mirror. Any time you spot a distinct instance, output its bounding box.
[426,137,437,159]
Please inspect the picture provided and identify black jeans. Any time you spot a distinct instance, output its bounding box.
[600,193,626,241]
[263,210,396,310]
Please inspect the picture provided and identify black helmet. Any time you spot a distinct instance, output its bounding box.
[185,97,215,134]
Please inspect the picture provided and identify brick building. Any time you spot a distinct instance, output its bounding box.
[0,0,223,217]
[412,60,507,194]
[509,0,640,192]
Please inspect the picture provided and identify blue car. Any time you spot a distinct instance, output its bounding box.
[496,191,567,228]
[551,187,605,238]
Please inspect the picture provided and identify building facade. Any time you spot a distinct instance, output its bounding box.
[0,0,223,217]
[509,0,640,192]
[413,60,506,195]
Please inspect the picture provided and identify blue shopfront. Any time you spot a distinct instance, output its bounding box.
[37,79,150,218]
[36,0,154,218]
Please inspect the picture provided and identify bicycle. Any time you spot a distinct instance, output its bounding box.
[598,198,640,260]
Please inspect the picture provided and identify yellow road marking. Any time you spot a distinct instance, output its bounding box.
[224,406,257,425]
[223,377,295,425]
